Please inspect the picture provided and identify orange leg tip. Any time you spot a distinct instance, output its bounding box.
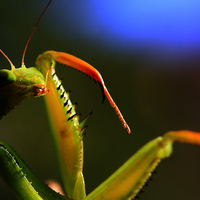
[124,124,131,134]
[120,120,131,134]
[127,126,131,134]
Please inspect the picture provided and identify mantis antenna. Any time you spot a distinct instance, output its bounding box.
[21,0,53,66]
[0,49,15,69]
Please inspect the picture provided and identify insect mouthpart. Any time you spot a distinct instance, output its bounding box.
[34,84,49,97]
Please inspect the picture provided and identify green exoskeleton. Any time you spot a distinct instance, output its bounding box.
[0,55,48,119]
[1,0,200,199]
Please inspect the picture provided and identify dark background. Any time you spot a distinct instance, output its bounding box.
[0,1,200,199]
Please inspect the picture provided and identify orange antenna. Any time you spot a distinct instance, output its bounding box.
[0,49,15,69]
[22,0,53,65]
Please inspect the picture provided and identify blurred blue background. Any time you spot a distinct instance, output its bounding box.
[0,0,200,199]
[52,0,200,61]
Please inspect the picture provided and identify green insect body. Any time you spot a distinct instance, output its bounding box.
[0,48,91,199]
[1,1,200,200]
[0,65,48,119]
[0,57,88,199]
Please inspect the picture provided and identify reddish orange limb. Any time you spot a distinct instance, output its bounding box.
[38,51,131,134]
[163,130,200,145]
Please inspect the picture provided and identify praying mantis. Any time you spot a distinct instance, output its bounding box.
[1,0,200,199]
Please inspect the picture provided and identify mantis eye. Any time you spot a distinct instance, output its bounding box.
[0,69,17,87]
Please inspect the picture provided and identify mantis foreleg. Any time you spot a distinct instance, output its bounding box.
[85,130,200,200]
[36,51,131,134]
[36,56,89,199]
[0,141,71,200]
